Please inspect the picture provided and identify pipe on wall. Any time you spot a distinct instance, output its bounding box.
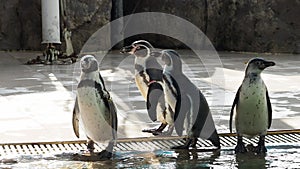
[41,0,61,44]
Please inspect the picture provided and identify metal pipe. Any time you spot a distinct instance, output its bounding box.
[41,0,61,44]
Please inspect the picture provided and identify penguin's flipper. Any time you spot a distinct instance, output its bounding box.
[266,89,272,129]
[72,97,80,138]
[99,73,107,91]
[172,76,181,122]
[146,82,164,121]
[230,86,241,133]
[174,95,190,137]
[108,99,118,140]
[170,76,184,136]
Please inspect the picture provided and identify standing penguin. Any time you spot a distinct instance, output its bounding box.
[120,40,174,135]
[73,55,118,159]
[160,50,220,149]
[229,58,275,154]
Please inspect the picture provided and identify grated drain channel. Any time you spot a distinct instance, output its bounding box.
[0,130,300,156]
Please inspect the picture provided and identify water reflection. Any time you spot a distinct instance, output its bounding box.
[2,145,300,168]
[174,149,220,168]
[236,153,267,169]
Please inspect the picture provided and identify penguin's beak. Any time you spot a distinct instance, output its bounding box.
[263,60,275,68]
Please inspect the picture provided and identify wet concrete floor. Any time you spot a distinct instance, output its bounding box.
[0,50,300,143]
[0,51,300,168]
[0,144,300,168]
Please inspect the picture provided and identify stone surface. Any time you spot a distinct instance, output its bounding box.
[207,0,300,53]
[62,0,111,53]
[0,0,41,50]
[123,0,300,53]
[122,0,208,49]
[0,0,111,53]
[0,0,299,53]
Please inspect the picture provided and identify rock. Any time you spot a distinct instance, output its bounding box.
[0,0,22,50]
[0,0,111,53]
[62,0,112,53]
[0,0,298,53]
[210,0,300,53]
[122,0,299,53]
[17,0,42,50]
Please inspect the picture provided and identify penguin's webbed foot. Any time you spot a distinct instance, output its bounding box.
[87,139,95,154]
[157,124,174,136]
[142,128,158,133]
[255,135,267,154]
[235,143,247,153]
[171,138,192,149]
[171,144,189,149]
[190,138,198,148]
[210,139,221,149]
[254,145,267,154]
[235,136,247,153]
[208,131,221,149]
[97,150,113,159]
[142,128,165,136]
[142,123,168,135]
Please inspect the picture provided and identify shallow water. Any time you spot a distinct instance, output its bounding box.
[1,144,300,169]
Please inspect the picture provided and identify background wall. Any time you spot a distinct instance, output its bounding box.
[0,0,299,53]
[0,0,42,50]
[0,0,111,53]
[122,0,300,53]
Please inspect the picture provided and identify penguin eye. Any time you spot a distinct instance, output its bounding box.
[84,58,89,62]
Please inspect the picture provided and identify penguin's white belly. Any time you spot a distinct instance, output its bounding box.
[156,99,167,124]
[77,87,113,143]
[236,83,268,137]
[164,86,176,110]
[135,74,148,100]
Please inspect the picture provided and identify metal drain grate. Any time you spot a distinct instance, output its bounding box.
[1,130,300,156]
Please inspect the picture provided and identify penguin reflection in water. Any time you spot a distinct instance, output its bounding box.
[73,55,118,159]
[159,50,220,149]
[120,40,174,136]
[230,58,275,154]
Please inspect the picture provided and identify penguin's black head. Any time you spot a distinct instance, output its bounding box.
[160,50,182,73]
[120,40,153,58]
[245,58,275,75]
[80,55,99,73]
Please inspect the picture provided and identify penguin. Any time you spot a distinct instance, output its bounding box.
[160,50,220,149]
[120,40,174,135]
[72,55,118,159]
[229,58,275,154]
